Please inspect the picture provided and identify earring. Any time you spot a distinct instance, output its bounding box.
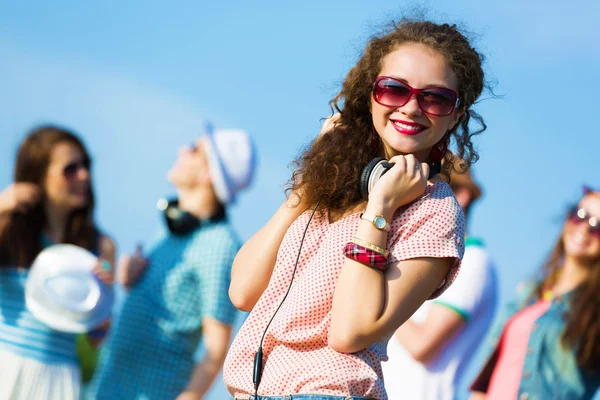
[372,131,379,151]
[429,134,450,164]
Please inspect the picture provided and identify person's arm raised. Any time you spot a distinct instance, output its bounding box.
[229,193,309,312]
[0,183,41,216]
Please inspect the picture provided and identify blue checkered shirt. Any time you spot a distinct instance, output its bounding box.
[89,220,239,399]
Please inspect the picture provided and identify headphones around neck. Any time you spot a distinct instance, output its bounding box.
[359,158,441,200]
[160,198,225,235]
[359,134,448,200]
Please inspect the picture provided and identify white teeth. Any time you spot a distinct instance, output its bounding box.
[393,121,424,131]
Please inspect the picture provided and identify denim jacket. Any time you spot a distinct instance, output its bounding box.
[470,282,599,400]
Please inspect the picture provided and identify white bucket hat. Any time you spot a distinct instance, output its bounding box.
[25,244,114,333]
[202,123,257,204]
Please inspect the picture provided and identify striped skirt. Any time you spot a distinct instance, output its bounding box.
[0,346,80,400]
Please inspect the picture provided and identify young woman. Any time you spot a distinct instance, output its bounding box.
[470,188,600,400]
[223,18,487,400]
[0,126,115,400]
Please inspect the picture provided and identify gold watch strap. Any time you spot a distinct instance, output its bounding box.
[351,237,390,257]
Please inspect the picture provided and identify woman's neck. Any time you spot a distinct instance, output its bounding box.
[44,202,69,243]
[552,256,591,295]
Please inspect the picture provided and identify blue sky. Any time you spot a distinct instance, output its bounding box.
[1,0,599,398]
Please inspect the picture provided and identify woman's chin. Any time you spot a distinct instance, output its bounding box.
[564,242,600,262]
[383,142,430,160]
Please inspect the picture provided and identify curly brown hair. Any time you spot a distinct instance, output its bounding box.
[533,195,600,371]
[0,126,99,267]
[290,18,487,214]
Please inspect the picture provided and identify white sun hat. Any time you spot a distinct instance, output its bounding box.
[202,123,257,205]
[25,244,114,333]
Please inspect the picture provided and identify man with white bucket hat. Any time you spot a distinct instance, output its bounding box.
[89,124,256,400]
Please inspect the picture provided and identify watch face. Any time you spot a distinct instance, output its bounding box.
[375,217,386,229]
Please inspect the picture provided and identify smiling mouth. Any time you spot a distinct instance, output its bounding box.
[570,232,591,246]
[391,120,427,136]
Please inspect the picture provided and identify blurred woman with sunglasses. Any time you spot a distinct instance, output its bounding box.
[223,17,488,400]
[0,126,115,400]
[470,188,600,400]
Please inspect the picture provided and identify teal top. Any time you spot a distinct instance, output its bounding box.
[89,220,240,400]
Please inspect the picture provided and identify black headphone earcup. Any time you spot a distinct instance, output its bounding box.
[162,200,201,235]
[428,161,442,180]
[360,157,386,200]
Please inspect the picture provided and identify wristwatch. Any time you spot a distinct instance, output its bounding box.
[359,212,390,232]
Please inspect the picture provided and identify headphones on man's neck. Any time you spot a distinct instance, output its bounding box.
[160,198,226,235]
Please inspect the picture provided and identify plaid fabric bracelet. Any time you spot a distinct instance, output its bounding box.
[344,242,388,271]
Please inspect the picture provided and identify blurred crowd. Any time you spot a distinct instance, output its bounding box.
[0,17,599,400]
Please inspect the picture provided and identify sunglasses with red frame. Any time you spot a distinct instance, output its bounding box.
[372,76,461,117]
[567,206,600,237]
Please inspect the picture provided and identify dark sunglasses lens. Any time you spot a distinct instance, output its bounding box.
[568,208,600,236]
[568,207,585,223]
[63,161,89,178]
[374,79,411,107]
[63,163,79,178]
[418,89,457,116]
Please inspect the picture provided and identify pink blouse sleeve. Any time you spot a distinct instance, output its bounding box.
[386,182,466,299]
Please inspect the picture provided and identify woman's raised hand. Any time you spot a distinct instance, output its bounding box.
[367,154,429,215]
[0,183,41,215]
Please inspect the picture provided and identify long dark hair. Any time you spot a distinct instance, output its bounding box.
[289,18,487,213]
[533,194,600,371]
[0,126,99,267]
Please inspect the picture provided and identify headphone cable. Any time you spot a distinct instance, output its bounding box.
[253,198,322,397]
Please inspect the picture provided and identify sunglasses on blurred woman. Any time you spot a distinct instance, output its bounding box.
[62,160,90,180]
[568,206,600,237]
